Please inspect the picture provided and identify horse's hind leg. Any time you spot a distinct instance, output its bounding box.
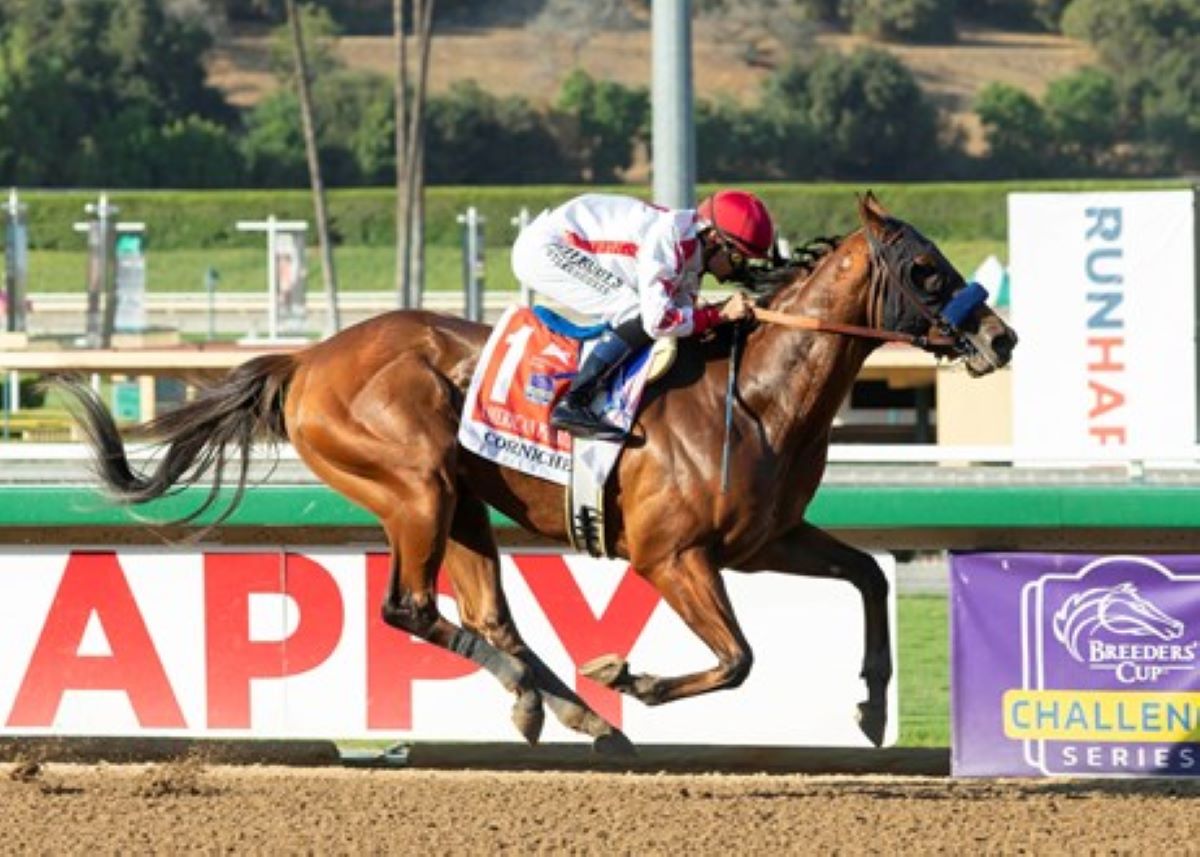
[444,493,634,755]
[288,362,543,744]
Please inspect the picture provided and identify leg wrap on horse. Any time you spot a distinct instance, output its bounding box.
[448,627,529,691]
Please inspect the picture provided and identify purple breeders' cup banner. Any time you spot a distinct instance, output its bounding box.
[952,553,1200,777]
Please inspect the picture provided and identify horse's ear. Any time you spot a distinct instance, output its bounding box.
[864,190,889,218]
[857,190,889,237]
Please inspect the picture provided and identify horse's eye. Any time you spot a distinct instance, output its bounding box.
[911,262,940,292]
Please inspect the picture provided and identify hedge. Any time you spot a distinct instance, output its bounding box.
[16,179,1188,252]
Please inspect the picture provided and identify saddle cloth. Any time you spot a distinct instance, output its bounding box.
[458,305,656,487]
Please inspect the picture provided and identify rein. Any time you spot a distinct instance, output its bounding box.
[752,307,957,349]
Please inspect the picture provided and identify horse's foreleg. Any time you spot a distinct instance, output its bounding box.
[444,495,634,756]
[581,547,754,706]
[739,522,893,747]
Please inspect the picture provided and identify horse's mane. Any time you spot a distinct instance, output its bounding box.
[740,235,842,300]
[676,234,845,367]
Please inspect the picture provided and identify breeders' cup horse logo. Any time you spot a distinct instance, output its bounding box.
[1052,583,1184,662]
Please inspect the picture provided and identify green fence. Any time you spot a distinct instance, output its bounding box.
[6,481,1200,547]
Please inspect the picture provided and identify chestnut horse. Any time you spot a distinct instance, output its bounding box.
[56,194,1016,753]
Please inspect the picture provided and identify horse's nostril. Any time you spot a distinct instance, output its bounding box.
[991,333,1015,361]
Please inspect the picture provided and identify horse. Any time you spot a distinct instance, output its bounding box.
[55,192,1017,754]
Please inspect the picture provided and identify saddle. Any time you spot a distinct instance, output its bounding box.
[457,305,675,557]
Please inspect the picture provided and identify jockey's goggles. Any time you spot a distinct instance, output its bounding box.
[720,242,747,274]
[702,222,749,274]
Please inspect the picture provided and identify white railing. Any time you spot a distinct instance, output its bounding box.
[826,445,1200,468]
[0,442,300,461]
[6,442,1200,470]
[24,290,522,314]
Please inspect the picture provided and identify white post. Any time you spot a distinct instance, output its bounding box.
[457,206,486,323]
[73,192,122,348]
[267,215,279,340]
[4,187,28,333]
[237,216,308,342]
[511,206,533,307]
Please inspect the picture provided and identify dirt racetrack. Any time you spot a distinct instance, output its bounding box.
[2,761,1198,853]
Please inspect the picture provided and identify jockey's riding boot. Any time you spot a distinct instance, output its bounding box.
[551,328,637,442]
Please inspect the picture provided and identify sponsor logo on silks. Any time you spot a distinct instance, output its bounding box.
[1052,582,1196,683]
[544,244,628,296]
[525,372,557,406]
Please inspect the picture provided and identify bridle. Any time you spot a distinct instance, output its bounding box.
[753,224,987,355]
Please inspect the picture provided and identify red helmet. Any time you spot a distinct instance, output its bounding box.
[697,190,775,259]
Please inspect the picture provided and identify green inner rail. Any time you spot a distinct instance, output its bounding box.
[2,484,1199,529]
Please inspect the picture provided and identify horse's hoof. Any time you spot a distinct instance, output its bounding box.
[511,689,545,745]
[857,701,887,747]
[593,729,637,758]
[580,654,630,688]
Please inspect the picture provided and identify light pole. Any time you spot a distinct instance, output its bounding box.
[652,0,695,209]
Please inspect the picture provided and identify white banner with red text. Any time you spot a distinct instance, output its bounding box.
[0,549,896,747]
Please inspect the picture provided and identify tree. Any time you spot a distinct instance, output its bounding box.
[757,62,822,178]
[316,70,394,184]
[268,1,340,80]
[695,0,817,68]
[555,69,649,182]
[759,60,812,119]
[531,0,643,69]
[107,0,233,125]
[154,115,244,187]
[1042,67,1119,172]
[1139,47,1200,172]
[239,90,308,186]
[425,82,572,183]
[843,0,957,44]
[0,46,85,184]
[955,0,1068,31]
[284,0,340,334]
[804,48,941,178]
[1062,0,1199,171]
[695,97,792,180]
[0,0,237,187]
[393,0,435,309]
[974,82,1053,177]
[393,0,409,302]
[0,0,234,185]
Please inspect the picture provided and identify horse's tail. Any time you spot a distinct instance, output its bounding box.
[53,353,296,527]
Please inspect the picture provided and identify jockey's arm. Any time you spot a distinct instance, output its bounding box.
[634,219,708,339]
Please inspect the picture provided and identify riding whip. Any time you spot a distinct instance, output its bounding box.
[720,321,743,494]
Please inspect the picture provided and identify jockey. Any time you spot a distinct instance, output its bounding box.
[511,189,775,441]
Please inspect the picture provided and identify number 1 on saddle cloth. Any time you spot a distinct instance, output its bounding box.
[456,305,662,488]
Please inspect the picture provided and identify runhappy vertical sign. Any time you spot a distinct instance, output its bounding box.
[1083,205,1126,446]
[1010,190,1196,457]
